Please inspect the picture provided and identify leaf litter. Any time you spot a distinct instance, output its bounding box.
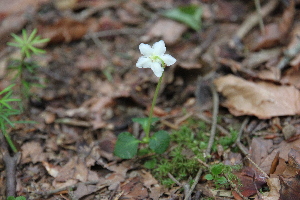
[1,0,300,199]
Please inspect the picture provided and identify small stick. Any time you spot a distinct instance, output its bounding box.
[254,0,265,34]
[0,132,20,197]
[84,28,144,39]
[234,118,269,179]
[168,173,182,186]
[231,0,279,46]
[224,173,248,200]
[195,113,230,136]
[37,181,103,197]
[183,169,203,200]
[206,85,219,155]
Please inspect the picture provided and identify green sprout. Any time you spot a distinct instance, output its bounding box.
[7,29,49,105]
[204,163,241,189]
[7,196,26,200]
[0,84,21,153]
[8,29,49,58]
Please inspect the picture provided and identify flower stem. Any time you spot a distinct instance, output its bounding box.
[145,73,164,139]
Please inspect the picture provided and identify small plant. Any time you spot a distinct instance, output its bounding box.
[0,84,22,153]
[151,119,241,187]
[114,40,176,159]
[7,196,26,200]
[204,163,241,189]
[7,29,49,104]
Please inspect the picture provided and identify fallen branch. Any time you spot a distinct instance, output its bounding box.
[0,132,20,197]
[206,85,219,155]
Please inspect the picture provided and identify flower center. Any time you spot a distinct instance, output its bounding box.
[150,55,164,66]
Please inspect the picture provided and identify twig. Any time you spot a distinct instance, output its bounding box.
[37,180,103,197]
[231,0,279,47]
[84,28,144,39]
[161,119,179,130]
[0,132,20,197]
[206,85,219,155]
[197,158,209,168]
[195,113,230,136]
[234,118,269,179]
[254,0,265,34]
[168,173,182,186]
[235,117,250,155]
[245,155,269,179]
[224,173,248,200]
[183,169,203,200]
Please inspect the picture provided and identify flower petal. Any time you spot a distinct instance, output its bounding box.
[139,43,153,56]
[161,54,176,66]
[151,62,164,77]
[152,40,166,56]
[136,56,152,68]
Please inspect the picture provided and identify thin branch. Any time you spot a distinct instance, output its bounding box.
[195,113,230,136]
[224,173,248,200]
[234,118,269,179]
[0,131,20,197]
[168,173,182,186]
[206,85,219,155]
[84,28,144,39]
[183,169,203,200]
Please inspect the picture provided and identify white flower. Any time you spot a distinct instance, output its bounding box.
[136,40,176,77]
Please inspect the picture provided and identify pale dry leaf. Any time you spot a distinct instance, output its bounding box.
[214,75,300,119]
[261,178,281,200]
[142,19,187,45]
[21,141,46,164]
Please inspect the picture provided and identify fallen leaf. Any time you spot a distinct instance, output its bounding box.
[250,1,295,51]
[39,17,98,43]
[232,166,267,198]
[279,174,300,200]
[250,137,300,174]
[214,75,300,119]
[261,177,281,200]
[21,141,46,164]
[143,19,187,45]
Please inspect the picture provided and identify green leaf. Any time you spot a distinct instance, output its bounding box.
[7,196,16,200]
[15,197,26,200]
[215,176,228,185]
[211,163,224,176]
[132,117,159,133]
[114,132,140,159]
[204,174,214,180]
[163,5,202,31]
[144,159,157,169]
[149,130,170,154]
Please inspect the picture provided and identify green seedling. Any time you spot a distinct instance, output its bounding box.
[114,40,176,159]
[163,4,203,31]
[7,29,49,104]
[150,119,240,188]
[0,84,21,153]
[7,196,26,200]
[204,163,241,189]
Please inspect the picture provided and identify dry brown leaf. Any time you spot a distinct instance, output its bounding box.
[279,174,300,200]
[261,178,281,200]
[21,141,46,164]
[214,75,300,119]
[250,137,300,174]
[250,1,295,51]
[39,17,98,43]
[143,19,187,45]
